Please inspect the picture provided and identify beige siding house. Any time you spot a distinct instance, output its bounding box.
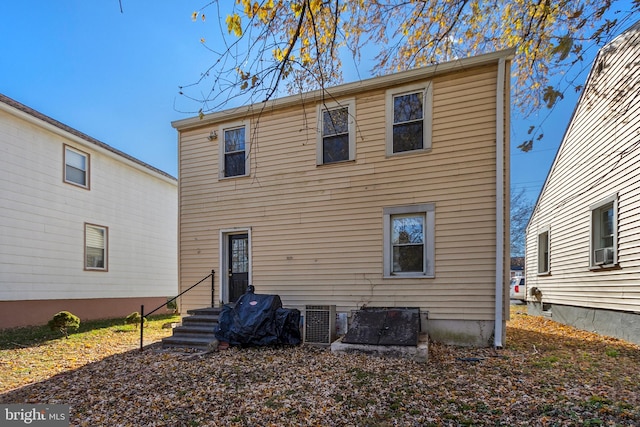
[173,49,514,347]
[525,21,640,344]
[0,94,178,328]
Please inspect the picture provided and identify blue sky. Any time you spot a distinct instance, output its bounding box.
[1,1,637,202]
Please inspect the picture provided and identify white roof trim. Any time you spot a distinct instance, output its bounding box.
[0,94,177,184]
[172,48,516,130]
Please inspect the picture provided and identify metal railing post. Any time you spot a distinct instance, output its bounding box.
[211,269,215,307]
[140,304,144,351]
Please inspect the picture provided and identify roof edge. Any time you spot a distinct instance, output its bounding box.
[172,48,516,130]
[0,94,177,183]
[526,19,640,232]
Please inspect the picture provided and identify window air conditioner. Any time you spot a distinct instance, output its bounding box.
[594,247,614,265]
[304,305,336,345]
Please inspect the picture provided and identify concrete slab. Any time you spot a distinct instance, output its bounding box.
[330,333,429,363]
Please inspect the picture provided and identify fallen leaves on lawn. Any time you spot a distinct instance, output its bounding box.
[0,317,178,393]
[1,308,639,426]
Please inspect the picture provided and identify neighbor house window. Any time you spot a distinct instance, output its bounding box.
[385,82,433,156]
[220,122,249,178]
[317,99,355,165]
[85,223,107,271]
[64,145,89,188]
[383,204,435,277]
[590,194,617,267]
[537,229,549,274]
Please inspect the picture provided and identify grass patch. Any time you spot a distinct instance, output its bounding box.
[586,395,613,408]
[0,314,176,350]
[0,314,179,392]
[605,347,620,357]
[532,355,560,368]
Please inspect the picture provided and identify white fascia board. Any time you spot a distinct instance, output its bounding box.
[172,48,516,131]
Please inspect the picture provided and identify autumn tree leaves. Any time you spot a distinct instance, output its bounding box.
[184,0,638,150]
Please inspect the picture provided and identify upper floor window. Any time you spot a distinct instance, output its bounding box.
[385,82,433,156]
[85,223,107,271]
[590,194,618,268]
[64,145,89,188]
[220,122,249,178]
[317,99,355,165]
[537,228,550,274]
[383,204,435,278]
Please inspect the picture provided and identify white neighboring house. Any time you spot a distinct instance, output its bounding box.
[0,94,178,328]
[525,21,640,344]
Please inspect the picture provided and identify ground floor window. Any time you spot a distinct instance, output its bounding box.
[383,204,435,277]
[590,194,617,267]
[537,229,549,274]
[85,223,107,271]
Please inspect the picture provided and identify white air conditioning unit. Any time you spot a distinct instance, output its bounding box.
[304,305,336,345]
[594,247,614,265]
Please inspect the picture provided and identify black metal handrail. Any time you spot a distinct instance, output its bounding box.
[139,269,215,351]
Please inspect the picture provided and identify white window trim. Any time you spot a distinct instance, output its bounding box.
[316,98,356,165]
[537,226,550,275]
[383,204,435,278]
[218,120,250,179]
[385,81,433,157]
[589,193,618,269]
[64,144,90,189]
[85,223,108,271]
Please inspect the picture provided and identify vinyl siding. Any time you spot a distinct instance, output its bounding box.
[178,63,508,321]
[525,23,640,312]
[0,101,178,301]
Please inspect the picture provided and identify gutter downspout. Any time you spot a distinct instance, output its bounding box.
[494,57,506,348]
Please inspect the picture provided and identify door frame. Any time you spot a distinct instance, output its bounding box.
[219,227,252,304]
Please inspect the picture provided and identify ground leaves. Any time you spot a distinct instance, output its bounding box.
[1,307,639,426]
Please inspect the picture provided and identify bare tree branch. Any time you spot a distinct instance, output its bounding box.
[177,0,639,154]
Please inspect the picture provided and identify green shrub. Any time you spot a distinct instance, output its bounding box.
[166,298,178,313]
[48,311,80,338]
[124,312,147,329]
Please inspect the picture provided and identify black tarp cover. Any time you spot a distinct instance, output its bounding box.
[215,293,301,346]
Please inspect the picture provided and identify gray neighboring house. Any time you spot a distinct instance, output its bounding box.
[525,21,640,344]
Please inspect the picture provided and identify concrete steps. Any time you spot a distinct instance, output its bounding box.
[162,307,222,351]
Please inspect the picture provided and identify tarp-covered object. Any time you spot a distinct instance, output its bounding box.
[215,293,301,346]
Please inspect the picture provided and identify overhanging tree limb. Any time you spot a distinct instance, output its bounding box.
[181,0,639,150]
